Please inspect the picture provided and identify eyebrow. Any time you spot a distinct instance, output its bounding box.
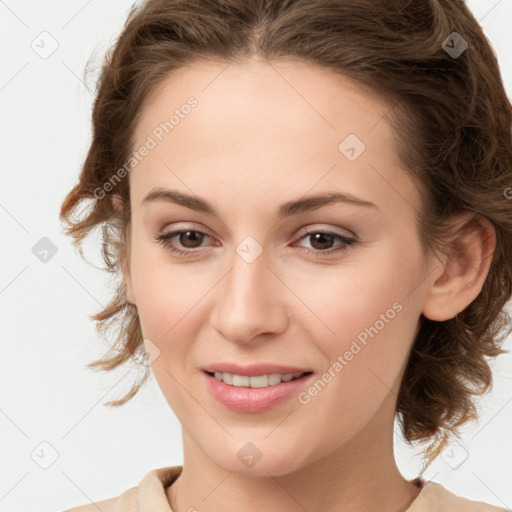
[141,187,380,218]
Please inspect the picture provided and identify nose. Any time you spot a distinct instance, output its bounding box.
[209,245,289,346]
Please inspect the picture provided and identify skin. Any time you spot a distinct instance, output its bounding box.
[115,57,495,512]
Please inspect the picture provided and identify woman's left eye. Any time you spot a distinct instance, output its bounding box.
[294,230,357,257]
[154,228,357,258]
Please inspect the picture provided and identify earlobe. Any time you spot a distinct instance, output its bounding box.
[421,213,495,322]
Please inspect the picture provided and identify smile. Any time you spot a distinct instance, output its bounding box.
[203,370,315,413]
[208,371,310,388]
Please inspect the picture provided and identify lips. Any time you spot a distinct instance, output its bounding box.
[202,370,315,413]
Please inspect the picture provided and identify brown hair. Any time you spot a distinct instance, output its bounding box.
[59,0,512,470]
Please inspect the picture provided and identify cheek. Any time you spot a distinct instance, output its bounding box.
[129,242,214,369]
[128,242,185,360]
[296,242,421,397]
[129,250,200,411]
[297,244,418,343]
[297,286,416,448]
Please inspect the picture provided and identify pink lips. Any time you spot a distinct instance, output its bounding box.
[201,364,314,413]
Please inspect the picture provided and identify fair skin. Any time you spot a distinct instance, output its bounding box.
[115,57,495,512]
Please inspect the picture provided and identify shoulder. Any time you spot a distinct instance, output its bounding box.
[63,465,183,512]
[63,486,139,512]
[409,481,508,512]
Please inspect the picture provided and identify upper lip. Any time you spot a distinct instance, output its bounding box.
[202,362,313,377]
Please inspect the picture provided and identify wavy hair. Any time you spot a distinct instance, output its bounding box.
[59,0,512,470]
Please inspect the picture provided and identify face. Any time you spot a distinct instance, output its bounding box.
[121,57,431,476]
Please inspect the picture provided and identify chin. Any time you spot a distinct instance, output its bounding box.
[209,443,308,477]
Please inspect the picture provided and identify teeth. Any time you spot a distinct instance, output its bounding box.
[212,371,305,387]
[232,374,250,387]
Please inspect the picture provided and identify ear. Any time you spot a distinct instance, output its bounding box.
[422,213,496,322]
[111,194,136,306]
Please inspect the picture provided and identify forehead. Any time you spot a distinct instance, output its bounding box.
[134,57,391,146]
[129,57,420,218]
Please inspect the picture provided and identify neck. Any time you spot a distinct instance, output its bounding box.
[166,405,421,512]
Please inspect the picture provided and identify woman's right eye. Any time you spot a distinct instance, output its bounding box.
[155,229,213,257]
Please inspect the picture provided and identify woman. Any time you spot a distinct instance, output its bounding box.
[60,0,512,510]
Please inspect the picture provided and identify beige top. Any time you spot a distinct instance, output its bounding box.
[64,466,507,512]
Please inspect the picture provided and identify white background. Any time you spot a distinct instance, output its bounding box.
[1,1,511,511]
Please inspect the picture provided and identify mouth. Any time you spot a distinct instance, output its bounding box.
[202,370,315,413]
[204,370,314,388]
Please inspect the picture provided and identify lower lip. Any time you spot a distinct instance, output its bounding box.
[202,371,314,413]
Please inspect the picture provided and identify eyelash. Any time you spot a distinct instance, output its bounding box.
[154,227,357,258]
